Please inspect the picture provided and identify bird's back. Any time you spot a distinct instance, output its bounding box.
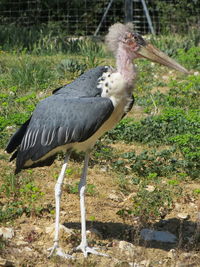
[53,66,109,97]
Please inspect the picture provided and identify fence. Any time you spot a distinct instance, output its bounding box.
[0,0,199,35]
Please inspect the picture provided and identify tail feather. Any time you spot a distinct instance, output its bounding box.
[5,118,31,154]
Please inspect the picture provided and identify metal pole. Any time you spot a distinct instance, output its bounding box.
[125,0,133,23]
[94,0,115,36]
[140,0,155,34]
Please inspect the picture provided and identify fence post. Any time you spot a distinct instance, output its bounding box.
[94,0,114,36]
[140,0,155,34]
[124,0,133,23]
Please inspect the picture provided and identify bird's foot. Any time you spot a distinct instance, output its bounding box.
[75,243,109,258]
[48,243,73,259]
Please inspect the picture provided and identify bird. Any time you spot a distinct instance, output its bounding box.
[5,23,188,258]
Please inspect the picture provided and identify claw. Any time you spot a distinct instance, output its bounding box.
[75,244,109,257]
[48,245,74,259]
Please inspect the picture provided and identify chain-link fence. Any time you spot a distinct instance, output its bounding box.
[0,0,199,35]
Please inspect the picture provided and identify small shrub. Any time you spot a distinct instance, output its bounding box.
[117,179,180,222]
[177,47,200,70]
[56,59,86,78]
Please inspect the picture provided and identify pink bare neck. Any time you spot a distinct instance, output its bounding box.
[116,43,137,87]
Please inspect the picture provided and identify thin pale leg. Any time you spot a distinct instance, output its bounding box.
[48,153,73,259]
[75,152,108,257]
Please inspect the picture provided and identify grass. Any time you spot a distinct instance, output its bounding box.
[0,31,199,265]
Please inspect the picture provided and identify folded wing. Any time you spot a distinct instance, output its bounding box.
[6,95,114,173]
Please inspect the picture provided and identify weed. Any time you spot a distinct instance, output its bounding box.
[20,182,45,203]
[193,189,200,195]
[0,236,6,249]
[0,173,17,198]
[131,182,177,221]
[167,179,180,186]
[169,133,200,178]
[65,182,97,196]
[78,39,106,58]
[0,201,24,222]
[117,175,133,195]
[9,57,57,90]
[117,177,181,222]
[0,170,45,222]
[56,59,86,79]
[150,34,195,56]
[177,47,200,70]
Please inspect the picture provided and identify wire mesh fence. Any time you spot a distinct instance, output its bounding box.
[0,0,199,35]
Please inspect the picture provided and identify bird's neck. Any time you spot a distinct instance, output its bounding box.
[116,44,137,88]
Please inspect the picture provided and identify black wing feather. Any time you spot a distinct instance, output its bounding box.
[14,95,113,172]
[53,66,108,97]
[6,118,31,153]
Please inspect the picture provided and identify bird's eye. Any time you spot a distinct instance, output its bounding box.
[133,34,139,42]
[133,33,147,46]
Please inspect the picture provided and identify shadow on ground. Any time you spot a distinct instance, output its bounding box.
[64,218,200,252]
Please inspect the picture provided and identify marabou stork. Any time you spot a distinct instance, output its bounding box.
[6,23,188,258]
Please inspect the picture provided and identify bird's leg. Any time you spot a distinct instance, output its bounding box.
[48,153,73,259]
[75,152,108,257]
[77,152,89,252]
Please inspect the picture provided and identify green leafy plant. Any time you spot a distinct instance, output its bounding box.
[56,59,86,78]
[177,47,200,70]
[117,179,181,222]
[131,182,176,221]
[65,182,97,196]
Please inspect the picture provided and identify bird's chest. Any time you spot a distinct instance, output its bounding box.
[98,71,133,116]
[95,71,133,134]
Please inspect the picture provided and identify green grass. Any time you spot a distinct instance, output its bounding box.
[0,168,45,221]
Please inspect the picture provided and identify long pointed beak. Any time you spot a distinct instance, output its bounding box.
[137,44,189,74]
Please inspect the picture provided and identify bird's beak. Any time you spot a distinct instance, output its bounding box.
[137,43,189,74]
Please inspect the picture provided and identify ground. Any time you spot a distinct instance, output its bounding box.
[0,144,199,267]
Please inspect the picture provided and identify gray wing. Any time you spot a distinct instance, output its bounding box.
[53,66,110,97]
[15,95,114,172]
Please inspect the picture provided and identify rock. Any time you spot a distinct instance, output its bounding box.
[45,223,75,238]
[139,260,151,267]
[86,228,102,240]
[167,249,176,259]
[0,257,15,266]
[182,252,193,259]
[175,203,181,210]
[16,240,29,246]
[162,75,169,80]
[108,191,122,202]
[129,262,143,267]
[140,229,177,243]
[5,126,15,131]
[145,185,155,192]
[106,239,118,247]
[123,192,137,202]
[174,261,194,267]
[0,227,14,239]
[100,166,109,172]
[177,213,190,220]
[24,247,33,252]
[118,241,136,257]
